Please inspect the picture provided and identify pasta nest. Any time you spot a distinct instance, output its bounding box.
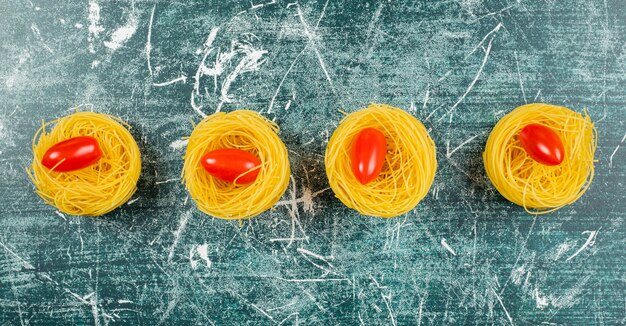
[325,103,437,218]
[483,103,597,214]
[182,110,290,220]
[28,112,141,216]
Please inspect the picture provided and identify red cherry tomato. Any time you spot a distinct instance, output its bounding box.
[42,136,103,172]
[519,123,565,166]
[201,148,261,184]
[351,128,387,185]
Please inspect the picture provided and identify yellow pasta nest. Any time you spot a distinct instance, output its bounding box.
[325,103,438,218]
[483,103,597,214]
[182,110,290,220]
[28,112,142,216]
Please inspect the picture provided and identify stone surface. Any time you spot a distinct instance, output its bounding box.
[0,0,624,324]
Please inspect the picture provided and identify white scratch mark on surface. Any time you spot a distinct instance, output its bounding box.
[153,76,188,87]
[88,0,104,53]
[437,69,454,82]
[30,24,54,53]
[63,290,93,306]
[0,240,36,270]
[383,292,396,326]
[190,244,211,270]
[491,287,514,325]
[269,0,328,114]
[446,132,484,158]
[191,28,219,117]
[467,22,503,57]
[103,7,138,51]
[167,210,192,263]
[369,275,396,326]
[127,197,138,205]
[2,240,115,321]
[425,104,443,121]
[297,247,331,262]
[566,230,599,262]
[268,46,307,114]
[149,234,160,246]
[274,187,329,207]
[191,28,268,114]
[553,240,575,261]
[511,266,526,285]
[193,31,268,114]
[215,44,267,112]
[55,210,67,221]
[269,237,309,242]
[408,101,417,114]
[147,4,189,86]
[422,89,430,110]
[609,132,626,169]
[534,288,549,309]
[295,2,338,97]
[446,34,497,123]
[271,176,329,245]
[91,296,101,326]
[155,178,178,185]
[15,294,25,326]
[551,275,591,308]
[277,312,299,326]
[296,247,339,276]
[440,238,456,256]
[146,4,156,76]
[65,288,112,324]
[196,244,211,268]
[472,5,514,23]
[66,289,91,305]
[231,291,275,322]
[300,188,315,214]
[157,291,180,325]
[500,216,536,295]
[366,1,384,38]
[277,277,349,283]
[170,139,189,150]
[514,51,527,103]
[417,294,426,326]
[281,176,308,248]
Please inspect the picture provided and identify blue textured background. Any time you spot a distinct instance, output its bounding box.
[1,0,624,324]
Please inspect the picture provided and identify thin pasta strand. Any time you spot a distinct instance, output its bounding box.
[325,103,437,218]
[182,110,290,220]
[483,103,596,214]
[27,112,142,216]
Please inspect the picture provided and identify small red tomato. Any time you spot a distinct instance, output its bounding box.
[201,148,261,184]
[519,123,565,166]
[42,136,103,172]
[351,128,387,185]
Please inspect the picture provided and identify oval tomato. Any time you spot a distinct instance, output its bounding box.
[42,136,103,172]
[351,128,387,185]
[519,123,565,166]
[201,148,261,184]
